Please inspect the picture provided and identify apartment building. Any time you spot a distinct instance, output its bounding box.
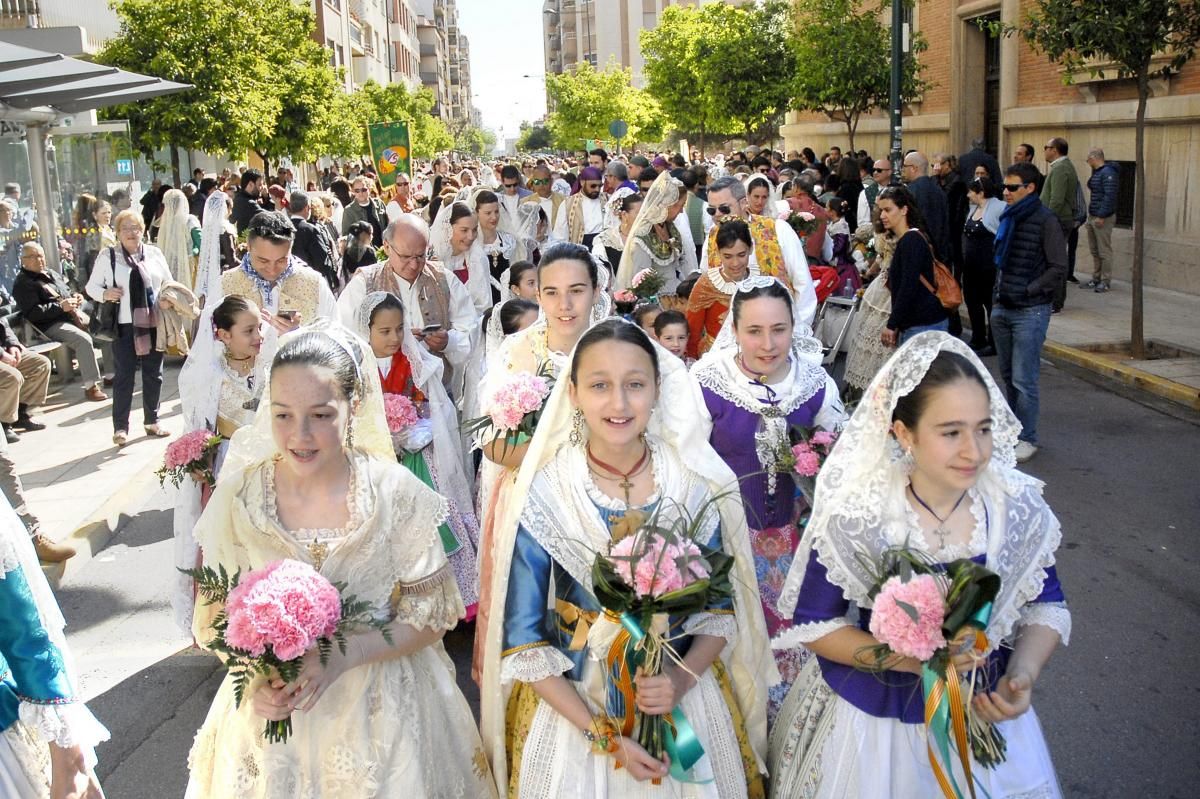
[541,0,737,87]
[413,0,472,123]
[389,0,422,90]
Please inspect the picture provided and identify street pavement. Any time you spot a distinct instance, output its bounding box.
[57,356,1200,798]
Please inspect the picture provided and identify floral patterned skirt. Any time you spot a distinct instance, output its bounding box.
[748,520,809,725]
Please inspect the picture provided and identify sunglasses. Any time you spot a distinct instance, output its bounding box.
[1002,183,1027,193]
[705,203,734,216]
[529,178,549,186]
[872,167,891,173]
[503,182,519,189]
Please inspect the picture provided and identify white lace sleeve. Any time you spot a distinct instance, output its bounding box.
[391,566,464,631]
[1017,601,1071,646]
[500,644,574,684]
[683,611,738,644]
[17,701,110,749]
[771,618,852,650]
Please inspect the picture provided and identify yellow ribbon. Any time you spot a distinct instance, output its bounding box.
[553,598,598,653]
[923,627,990,799]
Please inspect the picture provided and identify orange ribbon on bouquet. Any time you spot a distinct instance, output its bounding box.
[923,618,992,799]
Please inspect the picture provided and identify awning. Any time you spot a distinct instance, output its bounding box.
[0,41,191,115]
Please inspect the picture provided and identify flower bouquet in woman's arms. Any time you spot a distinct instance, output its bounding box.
[157,429,223,488]
[788,426,839,503]
[856,546,1006,789]
[780,209,819,239]
[183,559,391,743]
[589,499,734,779]
[461,363,554,458]
[630,267,666,300]
[383,392,432,455]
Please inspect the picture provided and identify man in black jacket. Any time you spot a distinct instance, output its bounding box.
[288,191,339,291]
[992,162,1067,463]
[12,243,106,403]
[957,137,1002,187]
[901,151,952,263]
[232,169,266,235]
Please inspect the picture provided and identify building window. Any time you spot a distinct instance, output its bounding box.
[1115,161,1136,229]
[326,0,340,9]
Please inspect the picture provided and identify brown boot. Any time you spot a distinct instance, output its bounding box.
[33,534,76,563]
[85,384,108,402]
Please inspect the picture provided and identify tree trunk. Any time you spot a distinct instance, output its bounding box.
[256,151,272,180]
[1131,72,1148,359]
[846,114,857,154]
[170,144,181,188]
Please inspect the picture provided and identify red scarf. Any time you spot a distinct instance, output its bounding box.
[379,351,425,403]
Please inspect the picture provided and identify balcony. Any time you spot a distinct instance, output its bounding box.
[561,11,575,31]
[420,42,436,57]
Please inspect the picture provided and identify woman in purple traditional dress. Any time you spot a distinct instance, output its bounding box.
[692,278,846,721]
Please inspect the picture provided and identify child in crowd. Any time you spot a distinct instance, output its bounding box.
[675,272,698,303]
[632,302,661,335]
[506,260,538,301]
[498,298,539,336]
[653,309,692,365]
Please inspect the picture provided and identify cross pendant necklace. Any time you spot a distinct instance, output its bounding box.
[587,444,650,508]
[908,484,969,551]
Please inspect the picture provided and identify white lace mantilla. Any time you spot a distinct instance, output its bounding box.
[693,347,828,417]
[501,645,574,684]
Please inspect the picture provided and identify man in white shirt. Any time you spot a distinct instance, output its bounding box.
[521,165,564,244]
[698,176,819,328]
[337,214,477,398]
[552,167,606,250]
[496,165,531,235]
[857,158,892,230]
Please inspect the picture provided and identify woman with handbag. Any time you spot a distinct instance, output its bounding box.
[877,186,950,347]
[85,209,174,447]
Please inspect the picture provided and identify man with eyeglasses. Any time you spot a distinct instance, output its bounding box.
[520,165,564,243]
[697,176,819,328]
[992,161,1067,463]
[552,166,606,249]
[857,158,893,227]
[497,164,531,236]
[341,176,387,247]
[337,214,476,395]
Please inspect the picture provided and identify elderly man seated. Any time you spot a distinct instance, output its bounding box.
[12,242,107,403]
[0,311,50,443]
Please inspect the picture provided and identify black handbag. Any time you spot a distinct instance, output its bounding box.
[89,248,120,343]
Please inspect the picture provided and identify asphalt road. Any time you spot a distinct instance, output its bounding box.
[59,357,1200,798]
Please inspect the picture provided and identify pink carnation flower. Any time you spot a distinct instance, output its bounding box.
[869,574,947,661]
[164,429,213,470]
[224,560,342,663]
[610,534,710,598]
[810,430,836,447]
[798,212,816,222]
[792,443,821,477]
[486,372,550,432]
[631,269,653,288]
[383,393,419,433]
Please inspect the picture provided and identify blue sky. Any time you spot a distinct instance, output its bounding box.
[455,0,548,143]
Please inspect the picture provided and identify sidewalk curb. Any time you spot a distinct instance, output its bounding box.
[1043,340,1200,411]
[42,467,161,589]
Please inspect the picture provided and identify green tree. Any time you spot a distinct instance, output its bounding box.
[517,123,554,152]
[640,5,735,153]
[990,0,1200,358]
[792,0,930,152]
[355,81,454,159]
[456,124,497,156]
[99,0,289,184]
[545,60,666,151]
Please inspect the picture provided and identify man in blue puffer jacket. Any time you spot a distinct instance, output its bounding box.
[1084,148,1120,293]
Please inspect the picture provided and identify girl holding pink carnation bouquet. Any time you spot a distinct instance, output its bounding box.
[171,294,264,634]
[479,319,776,798]
[185,322,495,798]
[354,291,482,619]
[769,332,1070,798]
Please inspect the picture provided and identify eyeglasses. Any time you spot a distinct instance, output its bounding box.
[503,182,519,189]
[529,178,549,186]
[117,225,142,234]
[705,203,733,216]
[1002,183,1027,193]
[387,243,427,265]
[353,188,369,194]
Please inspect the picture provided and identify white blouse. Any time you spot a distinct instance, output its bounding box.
[85,244,173,324]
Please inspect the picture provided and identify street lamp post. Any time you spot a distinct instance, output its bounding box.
[889,0,904,180]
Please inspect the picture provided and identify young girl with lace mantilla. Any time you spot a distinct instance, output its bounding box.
[768,333,1069,798]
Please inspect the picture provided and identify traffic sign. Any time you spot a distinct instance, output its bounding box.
[608,119,628,140]
[115,159,133,175]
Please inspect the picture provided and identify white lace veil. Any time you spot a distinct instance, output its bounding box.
[221,319,394,480]
[615,171,685,290]
[352,291,476,511]
[195,190,229,304]
[158,188,195,285]
[480,319,777,788]
[513,201,543,260]
[706,275,823,363]
[430,198,492,312]
[776,332,1066,653]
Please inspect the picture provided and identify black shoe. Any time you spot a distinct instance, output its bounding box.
[1066,276,1079,283]
[3,425,19,444]
[1051,307,1062,315]
[976,345,997,357]
[14,408,45,432]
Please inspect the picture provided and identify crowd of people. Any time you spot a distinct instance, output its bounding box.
[0,134,1111,797]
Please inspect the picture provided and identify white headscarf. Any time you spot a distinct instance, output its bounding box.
[195,190,229,304]
[430,199,492,313]
[221,320,393,481]
[776,333,1069,653]
[158,188,196,287]
[479,319,777,788]
[615,171,685,290]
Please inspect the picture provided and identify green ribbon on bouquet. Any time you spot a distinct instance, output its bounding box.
[617,611,710,784]
[921,601,995,799]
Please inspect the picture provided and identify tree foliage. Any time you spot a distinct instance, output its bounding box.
[792,0,929,152]
[455,125,498,156]
[996,0,1200,358]
[353,81,454,159]
[517,123,554,152]
[545,61,666,150]
[640,1,797,145]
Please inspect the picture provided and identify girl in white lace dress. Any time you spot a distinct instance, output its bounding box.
[479,320,777,798]
[186,324,495,799]
[769,333,1069,798]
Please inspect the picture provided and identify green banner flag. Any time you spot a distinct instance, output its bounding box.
[367,121,411,191]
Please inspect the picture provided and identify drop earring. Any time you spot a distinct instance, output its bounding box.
[569,409,585,446]
[345,421,355,450]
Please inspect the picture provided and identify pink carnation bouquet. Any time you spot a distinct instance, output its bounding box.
[787,426,839,504]
[781,208,820,239]
[590,500,735,774]
[383,393,419,433]
[157,429,224,488]
[461,363,554,459]
[183,559,390,743]
[630,267,666,300]
[858,545,1006,788]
